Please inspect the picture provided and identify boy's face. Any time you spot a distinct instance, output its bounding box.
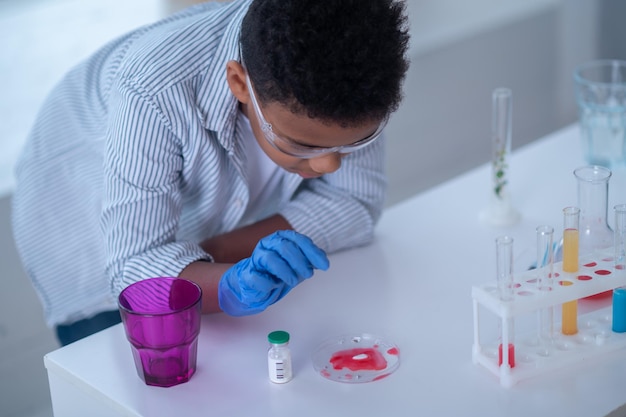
[226,60,382,178]
[246,99,380,178]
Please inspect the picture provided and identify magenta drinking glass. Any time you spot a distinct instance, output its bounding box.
[118,277,202,387]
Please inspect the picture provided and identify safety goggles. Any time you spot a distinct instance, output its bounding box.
[243,70,386,159]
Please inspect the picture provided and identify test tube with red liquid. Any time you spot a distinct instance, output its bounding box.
[496,236,515,368]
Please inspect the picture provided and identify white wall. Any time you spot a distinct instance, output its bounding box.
[0,0,163,197]
[384,0,600,205]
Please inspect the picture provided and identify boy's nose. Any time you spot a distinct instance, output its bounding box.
[308,152,342,175]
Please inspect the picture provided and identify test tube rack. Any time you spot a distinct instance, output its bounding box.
[472,250,626,388]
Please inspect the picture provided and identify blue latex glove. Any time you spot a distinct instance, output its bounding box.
[218,230,330,316]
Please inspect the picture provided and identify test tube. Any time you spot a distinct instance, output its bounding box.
[496,236,515,301]
[496,236,515,368]
[615,204,626,271]
[562,207,580,273]
[612,204,626,333]
[562,207,580,335]
[536,226,555,290]
[536,225,554,345]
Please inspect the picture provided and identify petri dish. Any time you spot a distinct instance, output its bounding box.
[311,333,400,383]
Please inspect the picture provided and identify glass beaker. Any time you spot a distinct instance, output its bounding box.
[573,60,626,169]
[574,166,613,258]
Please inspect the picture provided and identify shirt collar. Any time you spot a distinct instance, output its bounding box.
[196,0,251,152]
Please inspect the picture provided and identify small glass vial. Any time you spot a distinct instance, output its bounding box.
[267,330,293,384]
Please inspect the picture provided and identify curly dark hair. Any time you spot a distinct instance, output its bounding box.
[240,0,410,127]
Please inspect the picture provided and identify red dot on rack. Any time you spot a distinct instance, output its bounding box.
[603,257,614,262]
[577,275,592,281]
[595,270,611,275]
[526,278,537,284]
[387,347,399,356]
[549,272,560,278]
[617,265,625,270]
[584,262,597,267]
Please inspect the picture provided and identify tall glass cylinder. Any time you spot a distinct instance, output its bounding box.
[492,89,512,203]
[574,166,613,258]
[482,89,520,226]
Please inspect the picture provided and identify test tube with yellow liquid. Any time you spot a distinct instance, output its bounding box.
[561,207,580,335]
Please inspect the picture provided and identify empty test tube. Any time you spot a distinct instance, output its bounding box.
[615,204,626,271]
[536,226,555,290]
[536,226,554,344]
[496,236,515,301]
[562,207,580,335]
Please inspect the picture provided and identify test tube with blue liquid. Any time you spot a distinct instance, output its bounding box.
[496,236,515,368]
[612,204,626,333]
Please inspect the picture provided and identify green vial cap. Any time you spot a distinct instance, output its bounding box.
[268,330,290,344]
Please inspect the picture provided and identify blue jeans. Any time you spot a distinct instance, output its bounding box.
[55,310,122,346]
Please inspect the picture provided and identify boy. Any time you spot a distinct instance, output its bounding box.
[12,0,410,345]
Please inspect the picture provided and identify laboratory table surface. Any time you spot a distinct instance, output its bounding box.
[44,123,626,417]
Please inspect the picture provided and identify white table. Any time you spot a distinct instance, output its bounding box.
[44,124,626,417]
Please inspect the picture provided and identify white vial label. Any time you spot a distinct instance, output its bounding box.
[268,355,292,383]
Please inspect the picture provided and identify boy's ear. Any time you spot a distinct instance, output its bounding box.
[226,60,249,103]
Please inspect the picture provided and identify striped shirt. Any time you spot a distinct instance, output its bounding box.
[12,0,387,327]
